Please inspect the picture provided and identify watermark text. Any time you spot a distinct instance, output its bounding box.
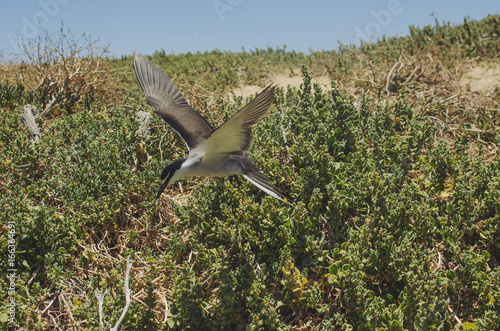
[6,220,16,323]
[8,0,71,52]
[354,0,409,43]
[213,0,243,21]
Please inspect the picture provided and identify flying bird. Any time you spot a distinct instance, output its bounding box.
[133,53,291,204]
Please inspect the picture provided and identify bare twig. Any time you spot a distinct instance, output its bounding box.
[41,76,70,116]
[49,313,64,331]
[163,296,169,324]
[386,60,403,93]
[41,294,57,316]
[367,60,377,87]
[94,288,108,330]
[59,293,76,327]
[404,63,421,84]
[386,52,405,93]
[110,257,133,331]
[15,23,113,115]
[412,53,435,82]
[448,305,463,326]
[432,250,442,273]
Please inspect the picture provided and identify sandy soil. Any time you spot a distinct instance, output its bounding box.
[232,61,500,99]
[460,61,500,95]
[232,70,332,98]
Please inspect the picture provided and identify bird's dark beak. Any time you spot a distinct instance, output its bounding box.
[156,182,169,199]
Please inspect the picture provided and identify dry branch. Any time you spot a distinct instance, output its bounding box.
[15,24,115,115]
[95,257,133,331]
[135,111,151,138]
[110,257,133,331]
[20,104,41,141]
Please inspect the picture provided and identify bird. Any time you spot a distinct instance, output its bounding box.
[133,53,291,204]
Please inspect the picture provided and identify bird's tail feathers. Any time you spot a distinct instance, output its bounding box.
[241,159,293,205]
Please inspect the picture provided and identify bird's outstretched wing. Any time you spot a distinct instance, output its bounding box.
[134,53,214,150]
[204,84,277,159]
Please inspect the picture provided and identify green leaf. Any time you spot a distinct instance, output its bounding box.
[166,318,175,328]
[0,312,9,323]
[22,260,31,270]
[463,322,478,330]
[328,264,338,275]
[389,320,403,331]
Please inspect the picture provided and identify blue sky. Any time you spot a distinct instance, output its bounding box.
[1,1,498,60]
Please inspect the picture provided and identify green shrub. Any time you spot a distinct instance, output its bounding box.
[1,15,499,330]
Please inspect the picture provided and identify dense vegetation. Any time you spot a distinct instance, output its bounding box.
[1,15,499,330]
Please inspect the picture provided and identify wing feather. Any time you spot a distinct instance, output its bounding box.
[205,84,276,158]
[134,53,213,150]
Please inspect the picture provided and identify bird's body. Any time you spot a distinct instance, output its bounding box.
[167,153,243,182]
[133,53,290,204]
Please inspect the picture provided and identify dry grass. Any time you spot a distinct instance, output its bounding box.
[3,25,120,116]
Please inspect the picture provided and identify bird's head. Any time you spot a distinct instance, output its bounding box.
[156,158,186,199]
